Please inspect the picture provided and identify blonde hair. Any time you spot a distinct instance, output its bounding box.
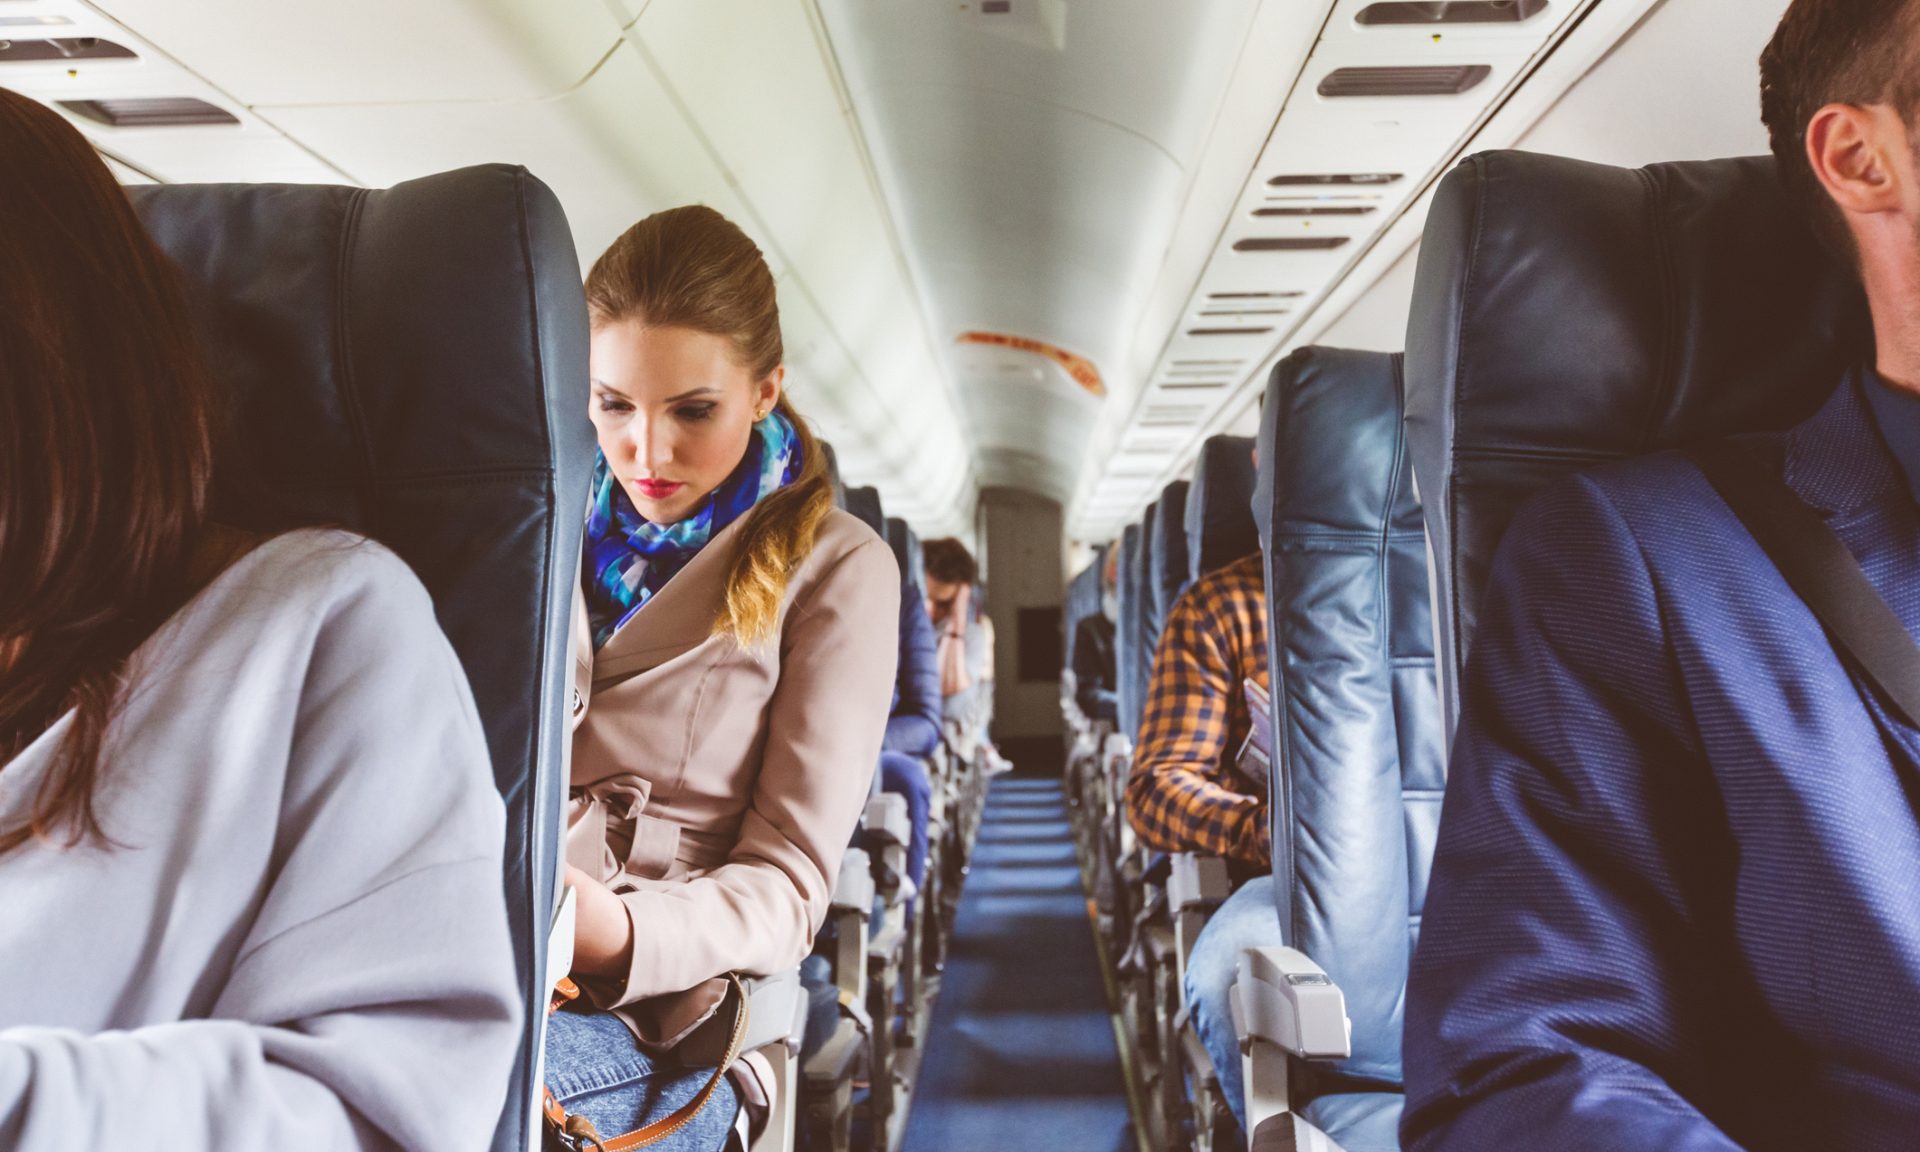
[585,205,834,645]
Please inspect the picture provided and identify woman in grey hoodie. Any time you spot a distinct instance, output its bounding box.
[0,87,521,1152]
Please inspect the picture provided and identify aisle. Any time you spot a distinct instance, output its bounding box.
[900,773,1136,1152]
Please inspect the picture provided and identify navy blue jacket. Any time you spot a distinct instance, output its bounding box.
[884,583,941,759]
[1405,374,1920,1152]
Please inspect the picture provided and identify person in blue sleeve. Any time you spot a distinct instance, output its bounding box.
[1403,3,1920,1150]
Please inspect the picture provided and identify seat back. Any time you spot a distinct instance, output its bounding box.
[130,165,593,1152]
[1115,522,1146,741]
[1147,479,1191,661]
[821,442,848,507]
[885,516,925,595]
[1404,151,1870,744]
[1254,347,1442,1094]
[845,484,886,539]
[1128,504,1159,737]
[1185,434,1260,582]
[1064,554,1103,675]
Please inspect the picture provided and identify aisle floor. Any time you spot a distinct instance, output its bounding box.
[901,774,1136,1152]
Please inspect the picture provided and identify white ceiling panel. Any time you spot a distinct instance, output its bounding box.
[817,0,1267,503]
[88,0,622,105]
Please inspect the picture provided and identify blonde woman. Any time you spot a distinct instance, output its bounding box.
[547,206,899,1150]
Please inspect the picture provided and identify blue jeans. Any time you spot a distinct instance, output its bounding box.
[877,751,931,889]
[544,1009,739,1152]
[1185,880,1282,1140]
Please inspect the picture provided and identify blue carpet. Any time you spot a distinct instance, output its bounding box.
[901,776,1136,1152]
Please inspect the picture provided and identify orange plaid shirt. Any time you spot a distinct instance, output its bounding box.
[1125,553,1270,867]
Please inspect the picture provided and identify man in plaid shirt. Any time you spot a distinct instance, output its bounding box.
[1125,548,1279,1141]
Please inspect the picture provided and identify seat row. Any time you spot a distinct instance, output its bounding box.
[1063,146,1866,1152]
[121,164,998,1152]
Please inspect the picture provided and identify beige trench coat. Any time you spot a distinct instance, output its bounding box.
[567,507,899,1045]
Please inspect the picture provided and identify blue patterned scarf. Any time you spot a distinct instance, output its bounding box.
[584,410,803,650]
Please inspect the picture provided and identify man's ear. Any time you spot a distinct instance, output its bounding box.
[1807,102,1906,220]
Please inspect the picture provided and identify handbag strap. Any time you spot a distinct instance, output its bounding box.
[1688,441,1920,729]
[543,972,751,1152]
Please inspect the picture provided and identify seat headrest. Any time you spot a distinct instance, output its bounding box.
[129,164,593,1152]
[1405,150,1870,737]
[131,166,593,535]
[1063,558,1101,670]
[845,485,886,538]
[1258,348,1417,554]
[1149,479,1191,624]
[820,442,847,508]
[884,516,924,591]
[1115,521,1146,740]
[1185,434,1260,582]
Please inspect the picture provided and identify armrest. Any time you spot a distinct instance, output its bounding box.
[547,884,577,991]
[737,968,806,1055]
[1237,946,1351,1061]
[864,793,911,847]
[801,1016,863,1086]
[832,848,877,915]
[1168,853,1231,915]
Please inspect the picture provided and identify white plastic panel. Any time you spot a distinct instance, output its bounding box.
[3,1,350,182]
[1069,0,1598,540]
[91,0,622,105]
[817,0,1266,507]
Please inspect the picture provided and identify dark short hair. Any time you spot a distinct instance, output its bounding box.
[1760,0,1920,266]
[921,537,979,587]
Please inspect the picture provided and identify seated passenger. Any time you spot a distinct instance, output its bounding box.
[1404,3,1920,1148]
[0,89,520,1149]
[1124,549,1272,1140]
[1071,547,1122,723]
[880,582,942,892]
[554,205,898,1151]
[923,537,1010,772]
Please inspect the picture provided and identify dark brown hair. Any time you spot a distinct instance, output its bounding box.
[1761,0,1920,266]
[922,538,979,587]
[0,88,214,852]
[585,204,834,644]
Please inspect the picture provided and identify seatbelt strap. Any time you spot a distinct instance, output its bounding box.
[1688,441,1920,729]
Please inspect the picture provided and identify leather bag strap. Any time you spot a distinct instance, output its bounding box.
[543,972,750,1152]
[1688,441,1920,729]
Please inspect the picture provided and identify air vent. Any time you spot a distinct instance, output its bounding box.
[981,0,1012,11]
[1199,308,1290,317]
[1159,380,1230,391]
[1268,173,1401,187]
[61,97,238,127]
[0,37,135,62]
[1233,236,1350,252]
[1318,65,1491,98]
[1253,206,1376,217]
[1357,1,1548,26]
[1188,327,1274,337]
[1171,356,1247,364]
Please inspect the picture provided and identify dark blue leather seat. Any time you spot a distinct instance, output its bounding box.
[1128,504,1159,739]
[1403,151,1868,739]
[1251,346,1442,1152]
[845,484,886,538]
[885,516,925,596]
[1063,553,1102,675]
[1114,522,1147,741]
[1186,434,1260,582]
[1146,479,1191,665]
[131,165,593,1152]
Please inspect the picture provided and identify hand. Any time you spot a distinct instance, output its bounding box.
[565,863,634,980]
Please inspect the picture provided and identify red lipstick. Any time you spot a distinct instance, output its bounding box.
[632,478,685,501]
